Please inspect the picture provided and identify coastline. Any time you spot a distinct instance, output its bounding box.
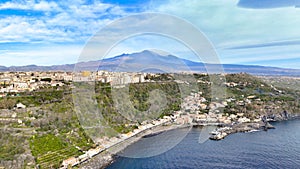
[209,113,300,140]
[78,113,300,169]
[97,118,300,169]
[79,124,191,169]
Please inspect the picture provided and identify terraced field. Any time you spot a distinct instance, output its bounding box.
[30,134,83,169]
[36,147,82,169]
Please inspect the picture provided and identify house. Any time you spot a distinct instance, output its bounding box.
[16,103,26,109]
[78,153,89,162]
[61,157,79,167]
[87,147,102,158]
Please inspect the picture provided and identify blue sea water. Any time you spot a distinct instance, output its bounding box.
[106,120,300,169]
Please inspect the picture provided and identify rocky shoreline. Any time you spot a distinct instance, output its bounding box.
[78,113,300,169]
[84,115,299,168]
[79,124,190,169]
[209,121,275,140]
[209,113,300,140]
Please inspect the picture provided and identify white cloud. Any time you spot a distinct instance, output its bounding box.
[147,0,300,68]
[0,0,145,66]
[1,0,300,68]
[0,16,74,43]
[0,1,61,11]
[0,1,133,44]
[155,0,300,47]
[33,1,60,11]
[0,1,28,10]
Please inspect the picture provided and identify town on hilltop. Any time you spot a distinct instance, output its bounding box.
[0,71,299,168]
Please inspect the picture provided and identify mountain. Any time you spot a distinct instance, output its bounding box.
[1,50,300,76]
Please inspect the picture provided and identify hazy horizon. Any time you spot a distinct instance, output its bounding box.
[0,49,299,70]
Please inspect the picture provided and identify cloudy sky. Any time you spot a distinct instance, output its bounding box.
[1,0,300,69]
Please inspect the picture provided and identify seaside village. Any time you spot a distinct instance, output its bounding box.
[0,71,277,168]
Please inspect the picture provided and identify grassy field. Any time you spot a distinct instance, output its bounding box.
[30,134,83,169]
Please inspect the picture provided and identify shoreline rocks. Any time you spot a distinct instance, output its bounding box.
[209,121,278,141]
[209,113,300,141]
[80,114,300,168]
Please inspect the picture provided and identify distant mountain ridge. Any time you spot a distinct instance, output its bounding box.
[1,50,300,76]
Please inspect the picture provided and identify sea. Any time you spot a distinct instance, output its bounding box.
[106,119,300,169]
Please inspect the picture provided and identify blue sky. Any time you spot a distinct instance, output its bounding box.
[0,0,300,69]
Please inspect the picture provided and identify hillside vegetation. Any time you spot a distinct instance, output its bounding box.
[0,73,299,168]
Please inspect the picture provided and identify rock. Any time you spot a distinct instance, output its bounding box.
[229,114,237,120]
[265,122,275,129]
[238,117,251,123]
[209,132,227,140]
[237,113,244,117]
